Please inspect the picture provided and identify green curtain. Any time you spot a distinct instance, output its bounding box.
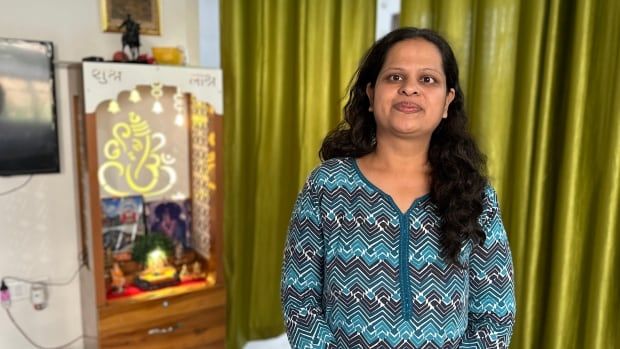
[402,0,620,348]
[220,1,375,347]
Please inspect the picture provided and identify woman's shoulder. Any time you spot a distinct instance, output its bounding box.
[308,157,353,177]
[478,183,504,235]
[481,183,501,211]
[304,157,355,188]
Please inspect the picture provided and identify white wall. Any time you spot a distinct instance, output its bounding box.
[0,0,200,64]
[199,0,221,68]
[375,0,401,40]
[0,1,200,348]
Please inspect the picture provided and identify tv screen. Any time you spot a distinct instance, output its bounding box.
[0,38,60,176]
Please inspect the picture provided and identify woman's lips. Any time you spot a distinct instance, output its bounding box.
[394,102,423,113]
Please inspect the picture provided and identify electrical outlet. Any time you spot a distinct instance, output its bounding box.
[5,280,28,301]
[31,283,47,310]
[5,277,48,302]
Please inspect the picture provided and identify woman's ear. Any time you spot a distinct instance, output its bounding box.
[366,83,374,111]
[443,88,455,118]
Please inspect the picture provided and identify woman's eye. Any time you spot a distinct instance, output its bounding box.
[421,76,436,84]
[387,74,403,81]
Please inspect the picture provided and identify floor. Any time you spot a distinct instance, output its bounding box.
[244,333,290,349]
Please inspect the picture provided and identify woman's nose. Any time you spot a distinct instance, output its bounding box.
[399,83,420,96]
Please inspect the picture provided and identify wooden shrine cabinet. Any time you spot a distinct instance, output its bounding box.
[74,62,226,349]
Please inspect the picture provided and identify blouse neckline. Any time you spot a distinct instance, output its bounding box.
[349,157,430,215]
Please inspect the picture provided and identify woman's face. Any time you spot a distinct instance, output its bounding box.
[366,38,455,141]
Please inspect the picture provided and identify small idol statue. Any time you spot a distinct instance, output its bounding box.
[119,14,141,60]
[110,263,126,294]
[179,264,192,282]
[192,261,203,279]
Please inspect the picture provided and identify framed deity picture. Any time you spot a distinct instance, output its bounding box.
[100,0,162,35]
[101,195,146,254]
[145,199,192,250]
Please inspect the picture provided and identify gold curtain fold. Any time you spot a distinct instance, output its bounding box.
[402,0,620,348]
[220,1,375,347]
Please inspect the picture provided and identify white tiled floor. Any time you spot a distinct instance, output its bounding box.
[244,333,290,349]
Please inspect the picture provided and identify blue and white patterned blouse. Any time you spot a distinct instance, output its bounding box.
[281,157,516,348]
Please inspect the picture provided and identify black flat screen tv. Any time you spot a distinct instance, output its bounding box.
[0,38,60,176]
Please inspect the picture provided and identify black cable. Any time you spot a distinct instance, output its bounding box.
[0,175,33,196]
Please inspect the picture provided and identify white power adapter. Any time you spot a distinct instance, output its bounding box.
[30,283,47,310]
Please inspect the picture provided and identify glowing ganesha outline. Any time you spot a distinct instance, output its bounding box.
[98,111,177,198]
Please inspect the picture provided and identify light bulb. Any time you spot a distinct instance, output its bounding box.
[129,89,141,103]
[107,100,120,114]
[147,248,168,273]
[175,113,184,126]
[152,101,163,114]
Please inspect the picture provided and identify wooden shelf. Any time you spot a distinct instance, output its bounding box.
[99,286,226,349]
[74,63,226,349]
[105,273,218,305]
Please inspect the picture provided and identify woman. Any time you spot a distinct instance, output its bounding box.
[281,27,516,348]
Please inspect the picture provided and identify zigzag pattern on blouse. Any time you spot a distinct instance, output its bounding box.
[282,158,515,349]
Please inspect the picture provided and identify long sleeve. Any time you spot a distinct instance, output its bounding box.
[461,187,516,349]
[281,175,337,349]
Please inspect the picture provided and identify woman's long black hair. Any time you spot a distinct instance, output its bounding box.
[319,27,488,265]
